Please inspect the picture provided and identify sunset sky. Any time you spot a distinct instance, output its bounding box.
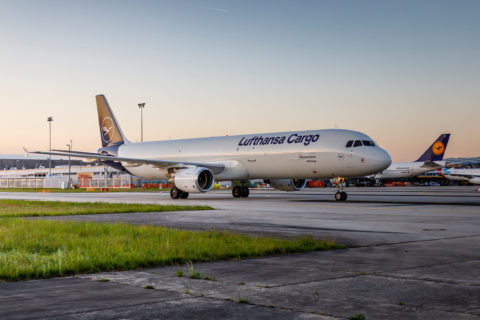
[0,0,478,161]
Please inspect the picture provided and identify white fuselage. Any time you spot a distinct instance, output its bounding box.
[374,161,439,180]
[443,168,480,184]
[116,129,391,181]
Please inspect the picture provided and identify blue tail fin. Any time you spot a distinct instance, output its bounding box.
[415,134,450,162]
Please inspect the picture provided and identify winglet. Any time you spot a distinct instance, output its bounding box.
[23,147,30,158]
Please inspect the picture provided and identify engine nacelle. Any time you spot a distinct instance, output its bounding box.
[469,177,480,185]
[267,178,307,191]
[174,167,215,193]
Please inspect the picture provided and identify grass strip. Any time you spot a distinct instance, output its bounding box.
[0,219,344,281]
[0,199,211,217]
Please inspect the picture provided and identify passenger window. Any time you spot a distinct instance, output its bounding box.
[362,140,375,146]
[345,140,353,148]
[353,140,363,147]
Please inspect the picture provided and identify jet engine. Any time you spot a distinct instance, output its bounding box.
[266,178,307,191]
[174,167,215,193]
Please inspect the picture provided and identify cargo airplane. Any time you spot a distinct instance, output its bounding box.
[26,95,391,201]
[371,134,450,180]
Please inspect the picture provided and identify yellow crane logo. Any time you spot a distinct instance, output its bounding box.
[432,141,445,155]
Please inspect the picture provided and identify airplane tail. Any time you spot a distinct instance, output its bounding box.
[96,95,129,148]
[415,133,450,162]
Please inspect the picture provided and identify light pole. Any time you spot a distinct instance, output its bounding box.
[66,140,72,188]
[47,116,53,176]
[138,103,145,142]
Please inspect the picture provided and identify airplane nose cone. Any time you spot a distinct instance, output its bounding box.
[377,148,392,171]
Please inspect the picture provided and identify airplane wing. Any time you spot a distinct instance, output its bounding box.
[51,149,106,156]
[420,161,444,169]
[23,148,225,174]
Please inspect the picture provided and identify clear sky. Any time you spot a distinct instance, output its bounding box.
[0,0,478,161]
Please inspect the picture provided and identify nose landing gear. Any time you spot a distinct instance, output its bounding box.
[334,177,348,201]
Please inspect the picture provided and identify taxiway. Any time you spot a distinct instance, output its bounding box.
[0,186,479,319]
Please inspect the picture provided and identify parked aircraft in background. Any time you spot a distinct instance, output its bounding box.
[372,134,450,180]
[440,167,480,185]
[26,95,391,201]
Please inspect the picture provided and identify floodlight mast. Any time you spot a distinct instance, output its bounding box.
[138,103,146,142]
[47,116,53,176]
[66,140,72,188]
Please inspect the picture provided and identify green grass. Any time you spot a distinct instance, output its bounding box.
[0,199,212,217]
[187,261,202,279]
[175,270,185,277]
[0,219,344,281]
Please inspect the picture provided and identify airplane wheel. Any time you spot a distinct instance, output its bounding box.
[180,191,189,199]
[335,191,343,201]
[232,186,242,198]
[341,192,348,201]
[170,187,180,199]
[240,186,249,198]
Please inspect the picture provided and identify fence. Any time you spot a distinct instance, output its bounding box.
[0,178,45,188]
[0,177,167,189]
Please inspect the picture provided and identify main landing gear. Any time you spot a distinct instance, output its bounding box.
[170,186,189,199]
[232,186,249,198]
[334,177,348,201]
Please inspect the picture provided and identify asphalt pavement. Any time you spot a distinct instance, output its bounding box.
[0,187,479,319]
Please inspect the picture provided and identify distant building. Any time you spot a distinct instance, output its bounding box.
[0,157,166,189]
[445,157,480,167]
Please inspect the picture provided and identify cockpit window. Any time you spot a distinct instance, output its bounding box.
[362,140,375,146]
[353,140,363,147]
[345,140,353,148]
